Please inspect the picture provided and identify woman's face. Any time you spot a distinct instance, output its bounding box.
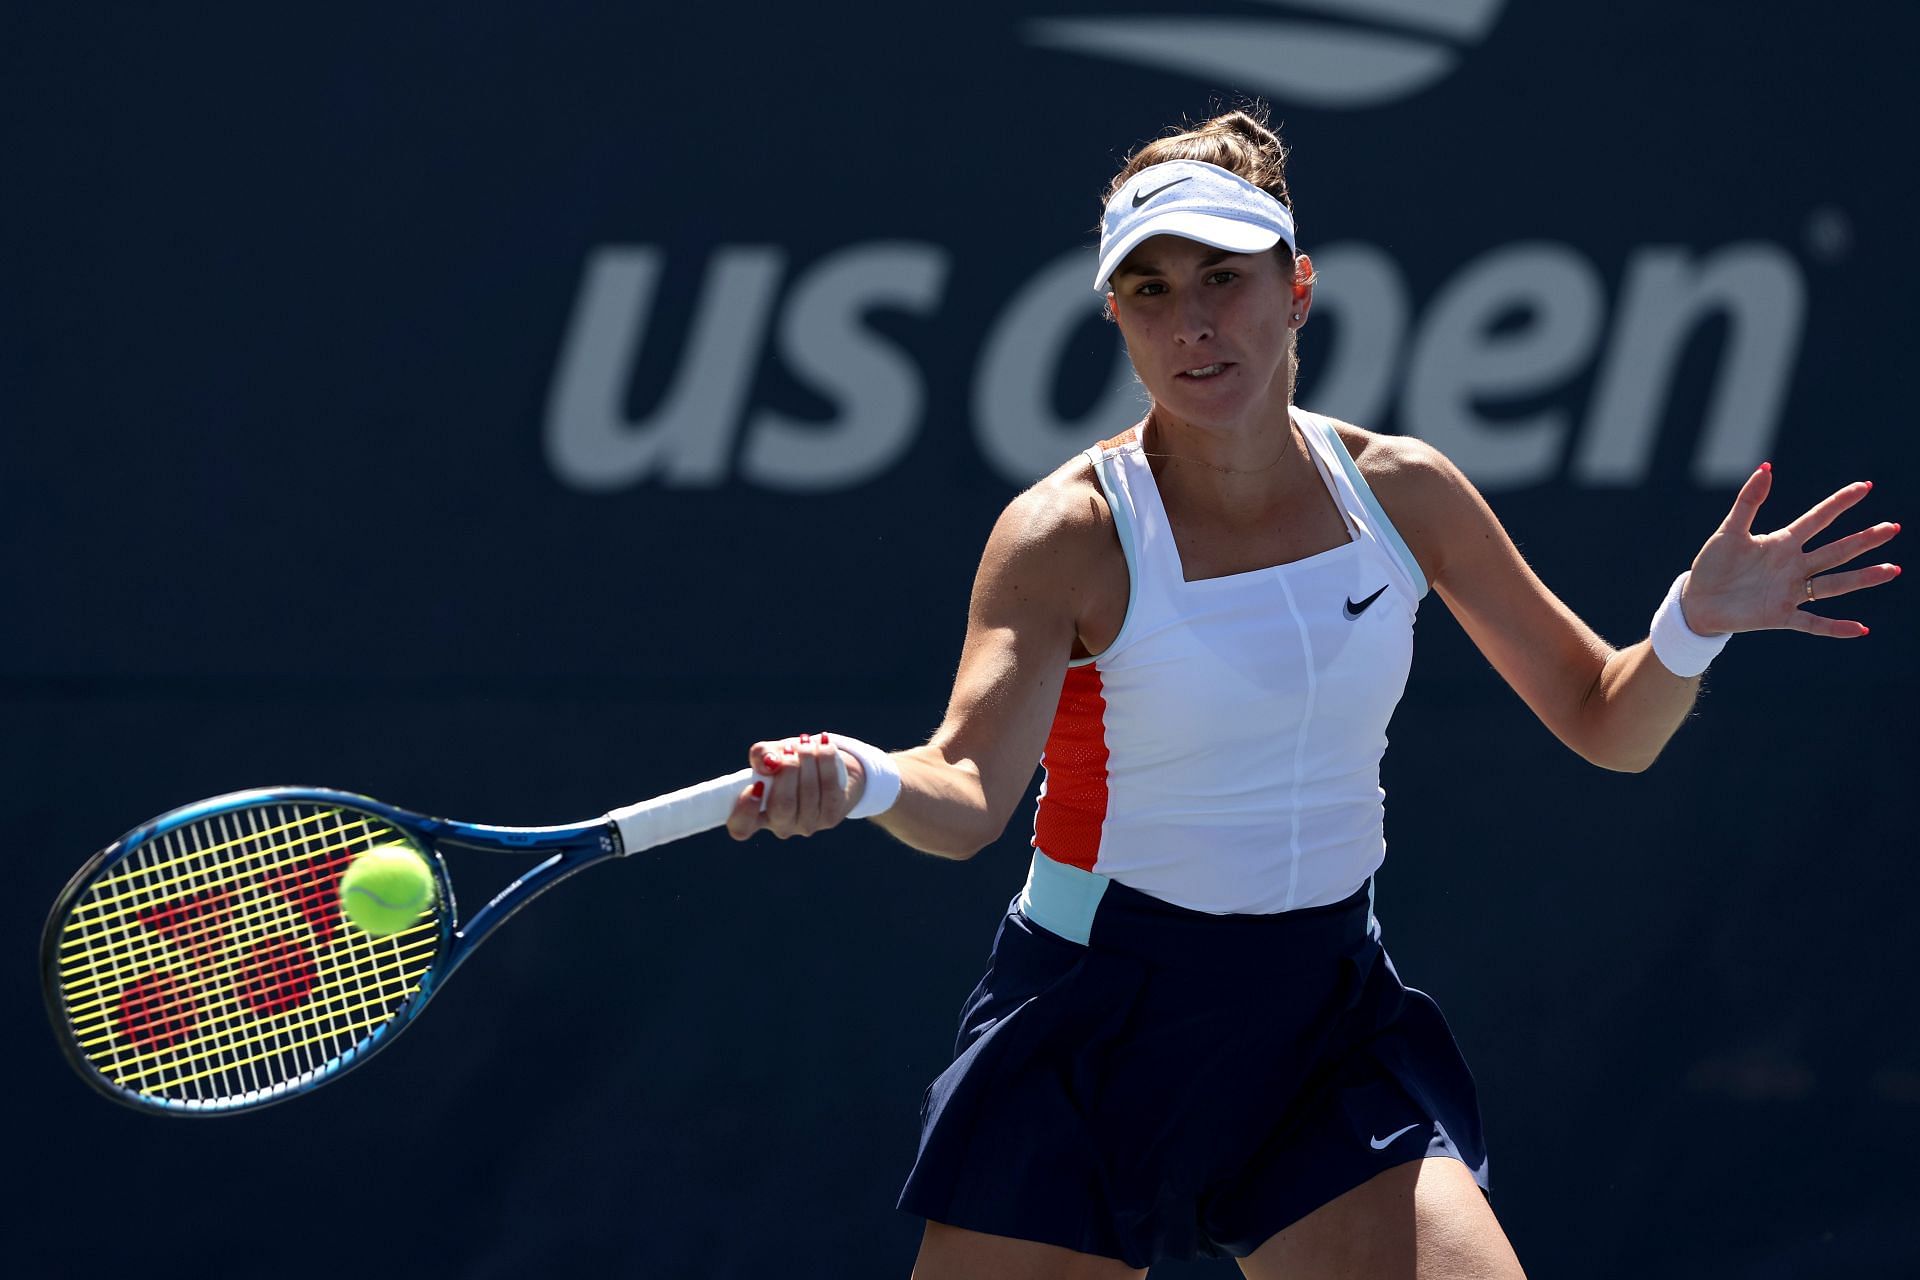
[1107,236,1311,431]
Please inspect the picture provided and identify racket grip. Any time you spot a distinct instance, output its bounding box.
[608,768,757,854]
[606,750,851,854]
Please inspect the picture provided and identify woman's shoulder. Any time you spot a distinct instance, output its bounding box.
[997,444,1119,559]
[970,445,1127,641]
[1307,411,1475,588]
[1305,411,1472,514]
[1307,411,1442,485]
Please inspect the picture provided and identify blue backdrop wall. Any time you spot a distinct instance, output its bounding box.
[6,3,1917,1275]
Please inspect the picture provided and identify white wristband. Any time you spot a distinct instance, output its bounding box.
[1648,571,1730,677]
[833,734,902,819]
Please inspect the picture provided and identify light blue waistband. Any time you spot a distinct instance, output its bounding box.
[1019,851,1385,946]
[1017,851,1111,945]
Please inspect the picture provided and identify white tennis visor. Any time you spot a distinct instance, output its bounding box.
[1094,159,1297,293]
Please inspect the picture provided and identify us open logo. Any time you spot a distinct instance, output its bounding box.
[1024,0,1508,108]
[544,0,1809,497]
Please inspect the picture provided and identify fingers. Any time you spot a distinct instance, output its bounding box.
[1794,554,1896,638]
[726,739,787,840]
[1807,562,1903,604]
[1806,521,1902,575]
[732,734,848,840]
[758,739,797,837]
[724,778,767,841]
[794,733,823,831]
[1719,462,1773,536]
[791,733,849,832]
[1787,607,1871,639]
[1786,479,1874,545]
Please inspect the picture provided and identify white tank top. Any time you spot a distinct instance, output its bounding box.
[1027,408,1429,916]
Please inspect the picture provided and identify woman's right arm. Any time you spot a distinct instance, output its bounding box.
[875,477,1088,856]
[727,465,1113,857]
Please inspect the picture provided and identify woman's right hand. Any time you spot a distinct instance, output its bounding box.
[725,733,863,841]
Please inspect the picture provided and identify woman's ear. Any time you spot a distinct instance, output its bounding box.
[1290,252,1315,326]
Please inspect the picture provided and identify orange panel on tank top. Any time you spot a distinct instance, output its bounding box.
[1032,664,1110,871]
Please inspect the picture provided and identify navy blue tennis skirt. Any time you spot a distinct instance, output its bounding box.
[896,872,1488,1267]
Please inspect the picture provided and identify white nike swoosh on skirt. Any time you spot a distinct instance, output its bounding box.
[1369,1122,1422,1150]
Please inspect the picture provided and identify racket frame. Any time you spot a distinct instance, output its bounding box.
[42,786,628,1116]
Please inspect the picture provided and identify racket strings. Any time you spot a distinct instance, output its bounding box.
[67,924,438,1051]
[73,805,429,1101]
[54,803,444,1108]
[53,814,388,999]
[58,808,369,924]
[88,936,440,1091]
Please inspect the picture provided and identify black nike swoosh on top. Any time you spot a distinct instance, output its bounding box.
[1343,585,1389,619]
[1132,176,1194,207]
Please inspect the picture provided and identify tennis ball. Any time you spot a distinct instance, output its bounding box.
[339,844,435,936]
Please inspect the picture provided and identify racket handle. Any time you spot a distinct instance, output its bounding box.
[606,750,851,854]
[608,768,756,854]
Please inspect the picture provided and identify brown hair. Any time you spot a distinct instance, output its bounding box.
[1103,103,1296,218]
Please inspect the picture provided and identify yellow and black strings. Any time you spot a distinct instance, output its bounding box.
[59,807,370,1041]
[60,804,439,1101]
[55,804,443,1103]
[90,806,436,1100]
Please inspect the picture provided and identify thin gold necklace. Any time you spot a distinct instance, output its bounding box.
[1140,447,1288,475]
[1140,420,1293,475]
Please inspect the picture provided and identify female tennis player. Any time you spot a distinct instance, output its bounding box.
[726,107,1900,1279]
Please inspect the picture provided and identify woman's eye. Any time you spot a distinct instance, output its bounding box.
[1136,281,1166,296]
[1207,270,1238,285]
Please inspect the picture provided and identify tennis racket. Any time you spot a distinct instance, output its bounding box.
[41,768,770,1116]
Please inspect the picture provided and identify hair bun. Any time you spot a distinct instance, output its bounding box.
[1103,99,1294,216]
[1204,108,1284,151]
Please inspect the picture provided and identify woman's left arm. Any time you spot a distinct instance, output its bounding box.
[1387,443,1900,772]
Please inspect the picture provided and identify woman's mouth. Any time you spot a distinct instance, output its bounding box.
[1176,362,1231,379]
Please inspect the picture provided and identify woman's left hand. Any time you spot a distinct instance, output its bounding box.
[1681,465,1901,637]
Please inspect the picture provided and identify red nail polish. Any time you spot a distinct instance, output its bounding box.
[1861,625,1870,636]
[799,732,811,744]
[819,732,831,744]
[1760,461,1771,472]
[750,781,765,798]
[763,754,783,772]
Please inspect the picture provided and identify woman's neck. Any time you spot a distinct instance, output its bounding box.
[1143,399,1300,477]
[1142,403,1312,522]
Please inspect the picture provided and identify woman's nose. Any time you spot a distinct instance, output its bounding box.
[1173,296,1213,345]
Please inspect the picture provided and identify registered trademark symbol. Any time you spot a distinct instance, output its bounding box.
[1804,206,1851,264]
